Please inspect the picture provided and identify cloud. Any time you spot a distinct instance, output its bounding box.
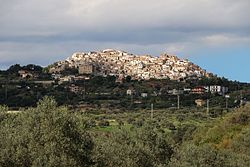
[1,0,249,35]
[201,34,250,47]
[0,0,249,69]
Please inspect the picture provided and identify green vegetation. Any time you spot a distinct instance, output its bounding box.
[1,64,250,110]
[1,97,250,166]
[0,97,93,167]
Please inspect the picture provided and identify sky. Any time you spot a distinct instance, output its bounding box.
[0,0,249,82]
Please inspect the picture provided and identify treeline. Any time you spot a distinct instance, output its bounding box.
[0,97,250,166]
[6,64,43,73]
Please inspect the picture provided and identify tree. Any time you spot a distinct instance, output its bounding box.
[7,64,22,74]
[125,76,132,83]
[0,97,94,167]
[0,105,8,122]
[23,64,43,73]
[232,128,250,156]
[170,143,250,167]
[94,124,173,167]
[172,124,197,144]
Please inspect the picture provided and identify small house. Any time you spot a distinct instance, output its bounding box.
[195,99,206,107]
[18,70,33,79]
[192,86,206,94]
[141,93,148,98]
[126,89,135,96]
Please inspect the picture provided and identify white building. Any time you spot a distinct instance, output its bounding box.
[208,85,229,95]
[126,89,135,96]
[141,93,148,98]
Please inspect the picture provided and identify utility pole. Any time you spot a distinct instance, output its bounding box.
[5,84,8,100]
[240,90,243,106]
[225,95,230,110]
[5,78,9,101]
[177,94,180,110]
[83,79,86,100]
[151,103,154,119]
[131,94,133,107]
[207,99,210,115]
[226,98,228,110]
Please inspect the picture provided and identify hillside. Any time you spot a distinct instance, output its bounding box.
[170,103,250,166]
[1,62,249,109]
[1,97,250,166]
[49,49,212,80]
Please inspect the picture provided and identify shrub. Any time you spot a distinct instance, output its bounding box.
[98,120,110,127]
[230,113,249,125]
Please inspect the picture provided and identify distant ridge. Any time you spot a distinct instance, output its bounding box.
[49,49,212,80]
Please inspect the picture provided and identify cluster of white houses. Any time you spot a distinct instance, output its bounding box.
[126,85,228,97]
[191,85,228,95]
[49,49,211,81]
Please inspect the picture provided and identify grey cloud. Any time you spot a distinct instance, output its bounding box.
[0,40,185,69]
[0,29,194,45]
[1,0,249,34]
[1,29,249,47]
[0,0,250,68]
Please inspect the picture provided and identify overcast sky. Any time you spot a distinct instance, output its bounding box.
[0,0,249,82]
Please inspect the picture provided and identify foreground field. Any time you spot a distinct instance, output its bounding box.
[0,97,250,167]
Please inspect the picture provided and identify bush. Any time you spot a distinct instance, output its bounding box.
[117,119,124,126]
[230,113,249,125]
[127,118,135,124]
[85,119,97,128]
[132,119,144,127]
[170,143,250,167]
[98,120,110,127]
[93,126,173,167]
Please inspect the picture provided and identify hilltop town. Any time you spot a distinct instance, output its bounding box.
[1,50,249,110]
[49,49,211,81]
